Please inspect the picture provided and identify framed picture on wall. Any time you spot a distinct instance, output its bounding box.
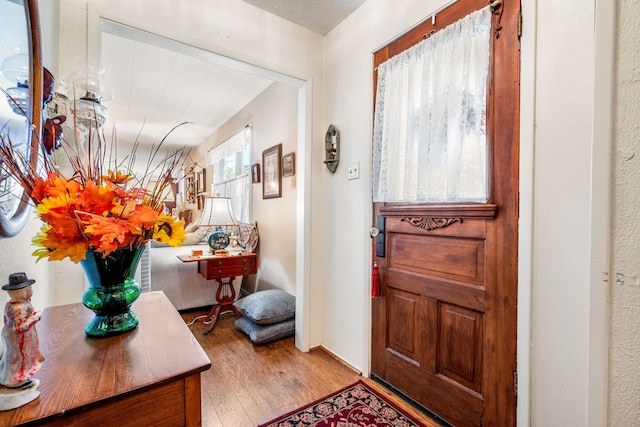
[185,174,196,203]
[251,163,261,183]
[196,169,206,194]
[262,144,282,199]
[282,152,295,177]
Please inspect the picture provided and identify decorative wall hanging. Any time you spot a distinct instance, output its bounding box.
[282,152,295,177]
[251,163,261,183]
[196,169,206,194]
[185,174,196,203]
[324,124,340,173]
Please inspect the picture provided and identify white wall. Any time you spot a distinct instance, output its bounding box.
[244,83,299,296]
[0,218,51,312]
[191,82,299,297]
[529,0,595,423]
[610,0,640,425]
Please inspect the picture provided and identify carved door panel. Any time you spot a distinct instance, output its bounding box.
[371,205,498,427]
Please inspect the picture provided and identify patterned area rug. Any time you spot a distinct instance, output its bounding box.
[258,380,427,427]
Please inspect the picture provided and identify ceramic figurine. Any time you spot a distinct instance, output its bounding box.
[0,272,44,411]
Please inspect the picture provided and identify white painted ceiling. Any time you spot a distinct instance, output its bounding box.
[99,29,273,148]
[97,0,365,149]
[242,0,366,35]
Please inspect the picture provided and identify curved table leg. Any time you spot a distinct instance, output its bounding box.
[203,276,243,335]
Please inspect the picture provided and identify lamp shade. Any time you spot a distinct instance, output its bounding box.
[198,197,239,227]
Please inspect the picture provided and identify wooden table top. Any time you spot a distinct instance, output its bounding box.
[0,291,211,425]
[177,251,256,263]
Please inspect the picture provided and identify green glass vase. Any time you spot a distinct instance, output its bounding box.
[80,247,144,338]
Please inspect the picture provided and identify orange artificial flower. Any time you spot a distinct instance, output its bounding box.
[32,173,82,203]
[1,115,189,264]
[103,170,134,184]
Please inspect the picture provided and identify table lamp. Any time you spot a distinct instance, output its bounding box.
[198,197,239,251]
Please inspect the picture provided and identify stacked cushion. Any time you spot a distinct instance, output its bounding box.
[234,289,295,344]
[234,317,295,345]
[235,289,295,324]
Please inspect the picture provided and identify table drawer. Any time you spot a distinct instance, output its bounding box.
[207,256,254,268]
[198,255,257,280]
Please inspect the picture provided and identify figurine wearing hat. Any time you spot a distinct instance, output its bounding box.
[0,272,44,392]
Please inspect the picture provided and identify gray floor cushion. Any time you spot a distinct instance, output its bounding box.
[234,289,295,325]
[234,316,295,344]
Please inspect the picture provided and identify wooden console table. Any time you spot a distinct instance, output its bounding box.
[0,291,211,427]
[178,252,257,334]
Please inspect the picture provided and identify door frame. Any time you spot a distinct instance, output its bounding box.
[90,5,316,351]
[517,1,614,426]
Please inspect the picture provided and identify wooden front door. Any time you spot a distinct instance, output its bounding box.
[370,1,520,426]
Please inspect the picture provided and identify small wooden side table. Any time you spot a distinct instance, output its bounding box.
[178,252,257,334]
[0,291,211,427]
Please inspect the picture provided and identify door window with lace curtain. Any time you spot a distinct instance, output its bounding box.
[373,6,491,203]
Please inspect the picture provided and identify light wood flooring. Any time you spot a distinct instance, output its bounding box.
[182,309,440,427]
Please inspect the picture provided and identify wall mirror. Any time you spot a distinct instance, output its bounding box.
[0,0,43,238]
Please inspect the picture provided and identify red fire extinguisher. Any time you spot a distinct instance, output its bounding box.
[371,262,380,298]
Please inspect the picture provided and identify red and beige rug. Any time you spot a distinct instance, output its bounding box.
[258,380,428,427]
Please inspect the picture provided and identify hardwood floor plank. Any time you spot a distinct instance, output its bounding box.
[182,310,440,427]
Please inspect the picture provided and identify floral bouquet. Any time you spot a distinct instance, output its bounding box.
[0,121,189,264]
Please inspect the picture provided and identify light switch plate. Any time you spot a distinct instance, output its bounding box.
[348,162,360,180]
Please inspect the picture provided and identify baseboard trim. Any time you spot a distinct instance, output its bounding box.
[310,345,362,376]
[178,305,212,314]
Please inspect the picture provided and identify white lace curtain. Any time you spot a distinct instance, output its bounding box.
[212,175,249,223]
[207,126,251,165]
[372,6,491,203]
[208,126,252,223]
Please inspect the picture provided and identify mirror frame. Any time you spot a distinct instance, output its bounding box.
[0,0,43,238]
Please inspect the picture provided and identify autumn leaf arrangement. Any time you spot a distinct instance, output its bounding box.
[0,121,190,263]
